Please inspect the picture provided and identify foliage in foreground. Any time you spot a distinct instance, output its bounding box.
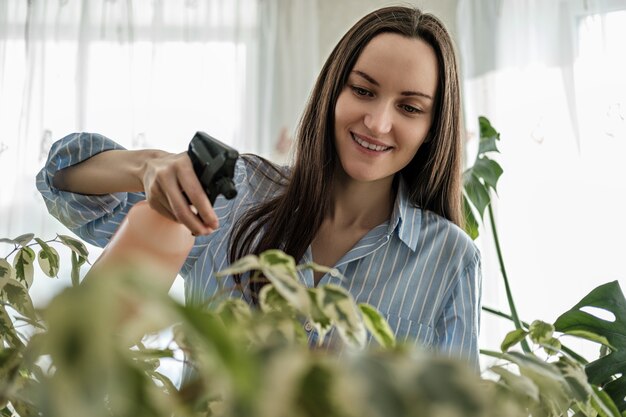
[0,233,624,416]
[1,117,624,416]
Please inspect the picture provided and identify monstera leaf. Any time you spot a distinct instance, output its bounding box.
[462,116,503,240]
[553,281,626,413]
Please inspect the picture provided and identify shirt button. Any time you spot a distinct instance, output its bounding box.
[304,321,313,332]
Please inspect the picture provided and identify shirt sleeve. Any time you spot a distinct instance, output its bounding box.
[35,132,144,248]
[435,252,483,370]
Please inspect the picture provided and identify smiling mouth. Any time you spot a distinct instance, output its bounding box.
[351,133,392,152]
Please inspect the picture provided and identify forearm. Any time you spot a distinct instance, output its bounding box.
[53,149,168,195]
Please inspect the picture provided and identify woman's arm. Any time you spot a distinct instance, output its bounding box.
[436,255,482,370]
[49,136,218,236]
[53,148,158,195]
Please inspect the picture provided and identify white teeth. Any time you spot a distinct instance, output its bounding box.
[352,134,390,152]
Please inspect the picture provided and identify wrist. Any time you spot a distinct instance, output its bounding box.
[135,149,170,192]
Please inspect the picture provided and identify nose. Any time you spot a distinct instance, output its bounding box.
[364,102,393,135]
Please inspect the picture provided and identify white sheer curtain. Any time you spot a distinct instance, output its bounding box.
[0,0,319,303]
[458,0,626,358]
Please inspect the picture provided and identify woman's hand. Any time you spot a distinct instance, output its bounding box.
[141,152,218,236]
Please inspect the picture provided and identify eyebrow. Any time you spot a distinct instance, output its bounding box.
[352,70,433,100]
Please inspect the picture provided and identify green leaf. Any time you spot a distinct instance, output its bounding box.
[258,284,293,315]
[554,281,626,412]
[591,384,622,417]
[0,259,15,291]
[316,284,365,349]
[260,249,298,275]
[563,330,612,348]
[505,351,573,416]
[70,251,86,287]
[0,305,24,348]
[529,320,555,344]
[491,365,540,404]
[0,347,22,384]
[35,238,60,278]
[462,196,479,240]
[0,233,35,246]
[216,297,253,323]
[556,356,593,403]
[359,303,395,348]
[57,234,89,259]
[554,281,626,348]
[541,337,562,355]
[216,254,261,277]
[11,399,40,417]
[463,173,491,220]
[478,116,501,155]
[1,279,36,320]
[12,247,35,288]
[259,252,311,314]
[306,288,332,341]
[471,157,503,192]
[501,328,529,352]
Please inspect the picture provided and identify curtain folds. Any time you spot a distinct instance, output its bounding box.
[0,0,319,243]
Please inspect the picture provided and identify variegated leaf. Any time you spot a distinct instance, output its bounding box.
[317,284,366,349]
[9,233,35,246]
[262,264,310,314]
[35,238,60,278]
[0,305,23,348]
[259,249,297,276]
[491,365,540,404]
[259,284,293,315]
[359,303,395,348]
[0,259,15,291]
[306,288,332,343]
[216,254,261,277]
[57,234,89,258]
[217,298,253,323]
[13,247,35,288]
[1,279,36,320]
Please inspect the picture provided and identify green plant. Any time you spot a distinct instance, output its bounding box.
[463,117,626,416]
[0,117,624,416]
[1,237,525,417]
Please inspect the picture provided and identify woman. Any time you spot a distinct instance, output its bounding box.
[37,6,481,367]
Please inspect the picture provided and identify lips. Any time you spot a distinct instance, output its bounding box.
[351,133,392,152]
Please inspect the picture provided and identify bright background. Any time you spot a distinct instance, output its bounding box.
[1,0,625,380]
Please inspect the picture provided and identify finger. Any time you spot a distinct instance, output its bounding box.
[149,197,177,223]
[166,179,214,236]
[177,158,219,229]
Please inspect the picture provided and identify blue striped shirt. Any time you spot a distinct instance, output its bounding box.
[36,132,482,367]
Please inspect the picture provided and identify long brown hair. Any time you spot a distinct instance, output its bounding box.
[229,6,463,297]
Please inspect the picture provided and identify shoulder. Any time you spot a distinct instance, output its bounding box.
[236,154,290,190]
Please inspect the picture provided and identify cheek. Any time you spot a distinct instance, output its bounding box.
[334,91,354,129]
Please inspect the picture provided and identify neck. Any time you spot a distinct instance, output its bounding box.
[328,170,396,230]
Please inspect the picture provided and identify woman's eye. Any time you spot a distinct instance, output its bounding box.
[400,104,422,114]
[351,86,372,97]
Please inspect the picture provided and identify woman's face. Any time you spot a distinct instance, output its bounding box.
[334,32,438,186]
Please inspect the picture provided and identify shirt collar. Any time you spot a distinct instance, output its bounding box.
[387,177,422,252]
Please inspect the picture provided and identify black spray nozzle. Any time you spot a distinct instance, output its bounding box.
[187,131,239,204]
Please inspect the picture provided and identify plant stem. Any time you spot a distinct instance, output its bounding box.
[487,203,531,353]
[482,306,529,329]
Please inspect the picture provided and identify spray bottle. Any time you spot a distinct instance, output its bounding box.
[85,132,239,286]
